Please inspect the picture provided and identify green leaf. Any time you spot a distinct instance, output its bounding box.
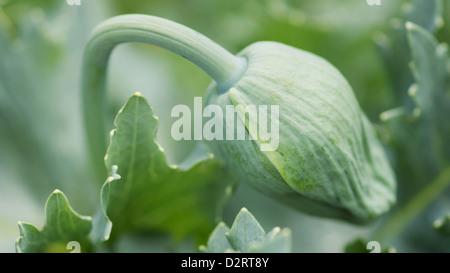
[406,22,448,117]
[376,0,442,103]
[406,22,450,161]
[344,238,371,253]
[200,208,292,253]
[382,22,450,182]
[16,190,93,253]
[403,0,443,32]
[226,208,265,252]
[101,93,234,241]
[379,1,450,202]
[248,227,292,253]
[90,209,112,245]
[344,238,395,253]
[206,41,396,223]
[434,214,450,236]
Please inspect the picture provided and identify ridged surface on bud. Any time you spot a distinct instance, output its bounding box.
[205,41,396,223]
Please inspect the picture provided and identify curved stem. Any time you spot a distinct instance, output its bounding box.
[82,14,246,177]
[371,166,450,243]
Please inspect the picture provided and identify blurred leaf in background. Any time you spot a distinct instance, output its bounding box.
[0,0,98,252]
[377,0,445,200]
[369,0,450,252]
[16,190,93,253]
[200,208,292,253]
[344,238,395,253]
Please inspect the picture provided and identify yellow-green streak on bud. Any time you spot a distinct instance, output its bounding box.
[82,14,396,224]
[205,42,396,223]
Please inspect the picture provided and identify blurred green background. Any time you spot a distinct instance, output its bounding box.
[1,0,449,252]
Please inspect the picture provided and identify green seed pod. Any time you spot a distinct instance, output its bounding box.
[204,42,396,223]
[83,15,396,224]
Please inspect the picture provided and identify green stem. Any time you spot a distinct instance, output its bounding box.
[372,166,450,243]
[82,14,246,178]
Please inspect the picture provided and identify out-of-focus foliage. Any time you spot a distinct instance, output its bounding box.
[100,94,234,242]
[344,238,395,253]
[106,0,401,120]
[16,190,92,253]
[377,0,447,201]
[434,214,450,236]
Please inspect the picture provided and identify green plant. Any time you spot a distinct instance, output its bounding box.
[14,13,397,252]
[200,208,292,253]
[345,0,450,250]
[82,14,396,225]
[1,0,449,253]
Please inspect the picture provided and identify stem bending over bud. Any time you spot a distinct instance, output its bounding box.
[82,14,246,174]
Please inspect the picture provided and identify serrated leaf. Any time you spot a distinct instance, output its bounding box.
[406,22,450,161]
[434,214,450,236]
[16,190,93,253]
[406,22,448,117]
[376,0,442,103]
[100,94,234,242]
[200,208,291,253]
[403,0,443,32]
[379,1,450,202]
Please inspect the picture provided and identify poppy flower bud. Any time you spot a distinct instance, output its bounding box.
[83,15,396,224]
[204,41,396,223]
